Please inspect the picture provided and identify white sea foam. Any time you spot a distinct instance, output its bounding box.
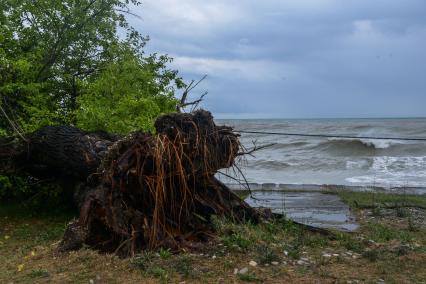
[346,160,370,169]
[346,156,426,187]
[360,139,403,149]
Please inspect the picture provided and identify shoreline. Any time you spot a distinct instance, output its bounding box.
[227,183,426,195]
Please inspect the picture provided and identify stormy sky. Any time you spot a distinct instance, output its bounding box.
[127,0,426,118]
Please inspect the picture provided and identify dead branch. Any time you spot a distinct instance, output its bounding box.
[237,142,276,157]
[177,75,208,112]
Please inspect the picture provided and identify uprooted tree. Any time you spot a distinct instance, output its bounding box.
[0,110,261,257]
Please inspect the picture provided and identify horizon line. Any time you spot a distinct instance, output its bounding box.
[214,115,426,120]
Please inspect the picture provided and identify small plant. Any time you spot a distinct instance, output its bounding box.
[372,206,383,217]
[158,247,172,259]
[362,249,380,262]
[28,269,49,278]
[335,233,363,253]
[256,244,280,265]
[146,266,168,280]
[238,272,261,282]
[222,232,253,251]
[223,259,234,269]
[396,207,410,218]
[173,255,193,278]
[131,251,155,270]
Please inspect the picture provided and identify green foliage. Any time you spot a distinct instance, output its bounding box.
[0,175,30,200]
[0,175,73,213]
[0,0,183,135]
[0,0,184,202]
[0,175,13,198]
[76,48,179,134]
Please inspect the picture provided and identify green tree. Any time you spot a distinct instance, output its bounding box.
[0,0,183,135]
[76,45,180,134]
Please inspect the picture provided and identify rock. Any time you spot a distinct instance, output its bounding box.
[233,268,238,275]
[239,267,249,274]
[301,257,309,262]
[322,254,332,258]
[271,261,279,266]
[282,261,287,265]
[333,254,339,257]
[212,255,217,259]
[283,250,288,256]
[249,260,257,267]
[297,260,305,265]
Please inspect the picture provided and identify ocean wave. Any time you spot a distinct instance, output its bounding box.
[350,125,375,130]
[269,141,310,150]
[328,138,405,149]
[310,138,413,156]
[251,159,292,170]
[346,156,426,187]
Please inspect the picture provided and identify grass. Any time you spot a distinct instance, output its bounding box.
[1,191,425,283]
[255,244,281,265]
[337,191,426,209]
[238,272,262,282]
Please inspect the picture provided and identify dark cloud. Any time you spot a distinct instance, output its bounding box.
[127,0,426,118]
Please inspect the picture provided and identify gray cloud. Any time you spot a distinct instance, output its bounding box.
[127,0,426,118]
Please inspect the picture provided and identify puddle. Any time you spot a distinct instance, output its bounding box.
[245,191,359,232]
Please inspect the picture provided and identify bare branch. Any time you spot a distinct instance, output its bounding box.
[237,142,276,157]
[114,8,143,20]
[177,75,208,112]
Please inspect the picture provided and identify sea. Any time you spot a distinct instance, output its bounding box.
[215,118,426,193]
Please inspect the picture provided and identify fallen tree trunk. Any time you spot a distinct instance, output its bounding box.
[0,110,260,256]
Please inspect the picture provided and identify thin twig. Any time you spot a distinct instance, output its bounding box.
[237,142,276,157]
[0,102,28,142]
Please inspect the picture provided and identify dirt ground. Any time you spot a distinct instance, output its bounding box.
[1,192,425,283]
